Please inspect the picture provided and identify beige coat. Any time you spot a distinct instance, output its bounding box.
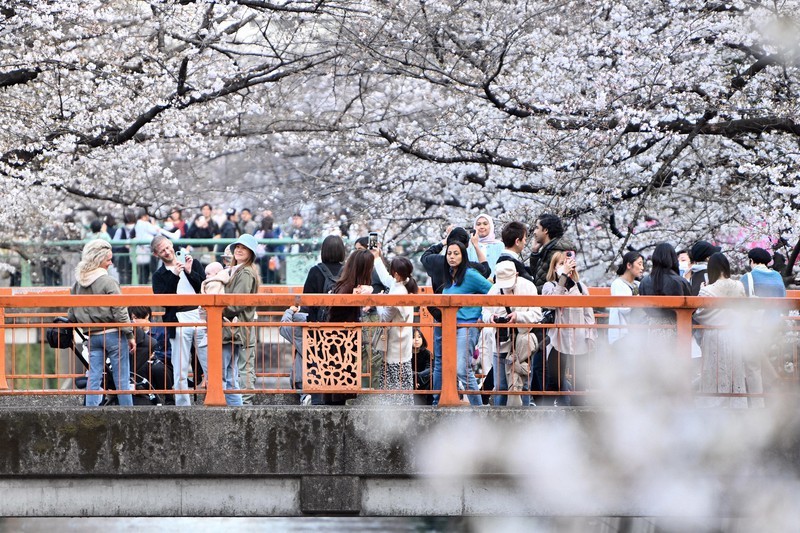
[542,280,596,355]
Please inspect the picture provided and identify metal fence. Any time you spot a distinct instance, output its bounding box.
[1,291,798,406]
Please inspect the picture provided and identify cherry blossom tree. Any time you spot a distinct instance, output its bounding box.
[311,0,800,278]
[1,0,798,281]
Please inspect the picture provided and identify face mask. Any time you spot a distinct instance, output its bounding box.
[678,260,689,274]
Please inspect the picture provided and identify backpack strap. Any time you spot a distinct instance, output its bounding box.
[316,263,337,291]
[500,288,513,315]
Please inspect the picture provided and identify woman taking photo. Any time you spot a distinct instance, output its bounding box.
[222,234,261,406]
[467,214,504,398]
[538,251,596,406]
[69,239,135,406]
[375,257,418,405]
[608,251,644,346]
[442,241,494,406]
[468,214,504,275]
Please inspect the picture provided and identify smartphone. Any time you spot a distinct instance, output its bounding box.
[469,228,476,236]
[368,232,378,250]
[175,249,186,264]
[565,250,575,260]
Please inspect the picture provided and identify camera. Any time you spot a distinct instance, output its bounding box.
[565,250,575,259]
[495,315,511,342]
[368,232,379,250]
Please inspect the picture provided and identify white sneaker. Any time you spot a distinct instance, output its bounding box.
[300,394,311,406]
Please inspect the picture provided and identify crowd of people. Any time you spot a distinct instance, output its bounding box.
[63,207,793,408]
[38,204,316,287]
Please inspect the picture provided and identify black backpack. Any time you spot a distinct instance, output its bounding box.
[316,263,339,322]
[45,317,75,349]
[495,255,535,284]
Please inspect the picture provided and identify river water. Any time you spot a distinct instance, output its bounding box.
[1,517,460,533]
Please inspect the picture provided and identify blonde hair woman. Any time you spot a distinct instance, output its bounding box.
[68,239,135,406]
[535,251,596,406]
[223,234,261,406]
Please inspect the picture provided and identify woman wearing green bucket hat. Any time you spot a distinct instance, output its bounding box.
[221,234,261,405]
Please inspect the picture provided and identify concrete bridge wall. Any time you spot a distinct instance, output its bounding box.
[1,406,799,519]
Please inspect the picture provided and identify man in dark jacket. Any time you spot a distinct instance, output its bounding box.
[421,226,491,405]
[687,240,721,295]
[216,208,240,262]
[151,235,207,406]
[528,213,575,293]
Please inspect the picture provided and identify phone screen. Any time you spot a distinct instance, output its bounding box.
[368,233,378,249]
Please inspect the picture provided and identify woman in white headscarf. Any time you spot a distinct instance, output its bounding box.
[467,214,504,275]
[467,214,505,401]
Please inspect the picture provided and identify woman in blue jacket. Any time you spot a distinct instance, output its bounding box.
[442,241,493,406]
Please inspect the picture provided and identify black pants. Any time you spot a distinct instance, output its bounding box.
[530,347,575,406]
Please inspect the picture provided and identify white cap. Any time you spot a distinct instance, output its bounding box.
[495,261,517,289]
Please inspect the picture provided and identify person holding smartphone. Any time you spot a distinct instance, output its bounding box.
[151,235,207,406]
[528,213,576,293]
[536,250,596,406]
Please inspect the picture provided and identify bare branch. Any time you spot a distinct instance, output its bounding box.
[0,67,41,88]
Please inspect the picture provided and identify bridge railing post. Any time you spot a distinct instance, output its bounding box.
[675,308,694,360]
[438,305,461,407]
[0,304,7,390]
[204,303,226,406]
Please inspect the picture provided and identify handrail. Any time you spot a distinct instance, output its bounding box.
[7,285,798,298]
[2,293,798,310]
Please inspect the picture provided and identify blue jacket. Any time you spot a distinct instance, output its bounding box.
[443,268,493,322]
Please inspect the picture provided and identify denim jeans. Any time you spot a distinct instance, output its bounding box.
[171,309,208,406]
[432,326,442,405]
[433,325,482,406]
[222,343,243,406]
[457,327,482,406]
[493,352,531,406]
[87,329,132,406]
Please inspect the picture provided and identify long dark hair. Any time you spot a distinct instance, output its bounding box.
[445,241,468,288]
[390,257,418,294]
[335,249,374,294]
[616,251,643,277]
[650,242,678,295]
[707,252,731,284]
[412,327,428,352]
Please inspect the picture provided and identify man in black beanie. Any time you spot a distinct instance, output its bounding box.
[687,240,721,295]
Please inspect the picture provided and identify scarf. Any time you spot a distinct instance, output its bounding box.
[474,213,499,244]
[77,267,108,287]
